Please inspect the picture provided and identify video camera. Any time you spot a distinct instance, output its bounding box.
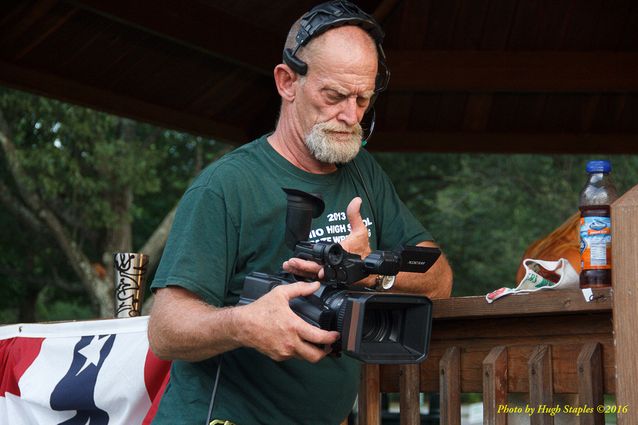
[238,189,440,364]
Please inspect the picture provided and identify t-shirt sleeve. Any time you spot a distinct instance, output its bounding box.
[151,185,238,307]
[360,154,433,250]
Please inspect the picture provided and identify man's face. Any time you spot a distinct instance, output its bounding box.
[293,28,378,164]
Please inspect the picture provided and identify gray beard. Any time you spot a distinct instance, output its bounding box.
[304,122,362,164]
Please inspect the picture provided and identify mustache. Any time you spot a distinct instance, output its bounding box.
[315,122,363,137]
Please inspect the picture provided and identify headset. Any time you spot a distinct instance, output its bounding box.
[282,0,391,145]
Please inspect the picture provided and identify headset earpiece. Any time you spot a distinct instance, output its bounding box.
[282,48,308,75]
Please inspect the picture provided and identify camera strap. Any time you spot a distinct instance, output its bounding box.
[205,355,225,425]
[350,160,380,240]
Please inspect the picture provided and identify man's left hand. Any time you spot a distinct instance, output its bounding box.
[282,197,371,279]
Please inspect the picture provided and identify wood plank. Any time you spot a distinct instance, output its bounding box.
[13,6,78,60]
[372,0,402,24]
[399,364,420,425]
[379,308,614,394]
[581,95,601,133]
[483,346,508,425]
[576,342,604,425]
[421,0,461,49]
[359,364,381,425]
[69,0,280,75]
[528,345,553,425]
[387,51,638,92]
[407,340,615,395]
[611,184,638,425]
[0,0,59,46]
[431,288,612,319]
[463,94,493,132]
[0,60,247,144]
[439,346,461,425]
[431,314,613,342]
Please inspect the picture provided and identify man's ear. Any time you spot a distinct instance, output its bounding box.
[273,64,299,102]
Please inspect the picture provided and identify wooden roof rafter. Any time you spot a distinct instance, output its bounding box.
[0,0,636,153]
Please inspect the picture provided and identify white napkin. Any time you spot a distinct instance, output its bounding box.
[485,258,580,303]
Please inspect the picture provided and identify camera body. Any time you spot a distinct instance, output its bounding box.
[238,188,440,364]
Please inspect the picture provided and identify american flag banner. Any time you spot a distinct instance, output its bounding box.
[0,316,170,425]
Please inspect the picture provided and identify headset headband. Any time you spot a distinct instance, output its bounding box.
[283,0,390,93]
[295,2,384,48]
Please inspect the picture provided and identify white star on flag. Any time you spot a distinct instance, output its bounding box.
[76,335,109,375]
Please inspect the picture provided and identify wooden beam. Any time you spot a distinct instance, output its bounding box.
[372,0,401,23]
[528,345,553,425]
[60,4,638,94]
[359,364,381,425]
[463,94,493,131]
[14,7,78,60]
[577,342,604,425]
[0,0,59,46]
[369,131,638,154]
[611,184,638,425]
[482,346,508,425]
[0,60,247,144]
[399,364,421,425]
[68,0,281,75]
[440,346,461,425]
[431,289,612,320]
[387,51,638,92]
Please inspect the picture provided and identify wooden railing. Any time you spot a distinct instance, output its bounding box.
[357,184,638,425]
[357,288,614,425]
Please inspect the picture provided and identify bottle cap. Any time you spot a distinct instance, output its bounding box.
[586,160,612,173]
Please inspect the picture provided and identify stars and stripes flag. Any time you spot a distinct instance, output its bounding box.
[0,316,170,425]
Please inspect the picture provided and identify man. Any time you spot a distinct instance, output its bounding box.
[148,2,453,424]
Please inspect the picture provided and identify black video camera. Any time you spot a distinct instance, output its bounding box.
[238,189,440,364]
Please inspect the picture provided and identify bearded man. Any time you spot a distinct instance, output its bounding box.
[148,2,452,424]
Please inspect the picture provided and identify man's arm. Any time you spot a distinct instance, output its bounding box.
[148,282,339,363]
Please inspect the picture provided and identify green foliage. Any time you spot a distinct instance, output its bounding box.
[2,90,171,232]
[0,87,230,322]
[35,285,95,322]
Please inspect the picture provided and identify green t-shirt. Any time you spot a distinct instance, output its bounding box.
[151,135,432,425]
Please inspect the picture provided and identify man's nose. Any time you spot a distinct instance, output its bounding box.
[337,97,362,127]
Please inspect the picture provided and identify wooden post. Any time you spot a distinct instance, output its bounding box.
[611,184,638,425]
[358,364,380,425]
[576,342,604,425]
[528,345,553,425]
[483,346,508,425]
[400,364,421,425]
[439,346,461,425]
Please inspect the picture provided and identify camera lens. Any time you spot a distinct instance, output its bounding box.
[362,308,401,343]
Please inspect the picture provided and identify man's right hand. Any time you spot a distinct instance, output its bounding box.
[235,281,340,363]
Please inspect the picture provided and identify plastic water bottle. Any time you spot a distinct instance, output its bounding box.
[579,160,618,288]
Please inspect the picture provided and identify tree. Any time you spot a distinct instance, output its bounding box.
[0,88,230,320]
